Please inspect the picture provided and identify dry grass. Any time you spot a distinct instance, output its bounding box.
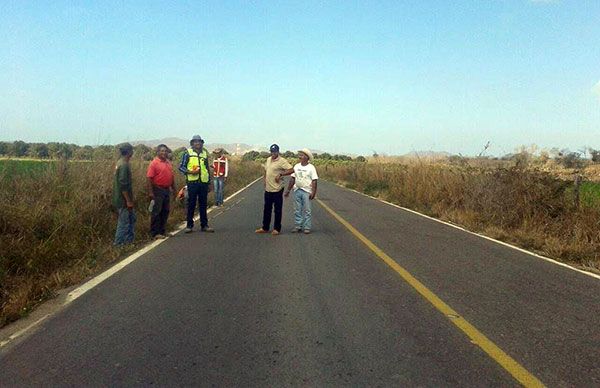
[0,158,262,327]
[318,162,600,273]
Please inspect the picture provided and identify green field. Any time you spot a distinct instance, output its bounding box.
[0,159,55,177]
[580,181,600,208]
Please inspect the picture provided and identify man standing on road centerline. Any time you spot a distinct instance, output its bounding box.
[212,147,229,207]
[284,149,318,234]
[179,135,214,233]
[255,144,293,235]
[146,144,176,239]
[113,142,136,245]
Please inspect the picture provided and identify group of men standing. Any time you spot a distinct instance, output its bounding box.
[255,144,318,235]
[112,135,317,246]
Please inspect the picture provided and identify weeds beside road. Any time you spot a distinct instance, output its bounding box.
[0,158,262,327]
[317,161,600,273]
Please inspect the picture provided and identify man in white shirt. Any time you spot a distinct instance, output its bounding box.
[284,148,318,234]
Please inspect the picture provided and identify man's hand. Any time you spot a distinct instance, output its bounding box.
[126,200,134,211]
[284,190,290,198]
[309,193,315,200]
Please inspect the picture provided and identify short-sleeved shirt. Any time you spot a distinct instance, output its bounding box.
[264,156,292,192]
[292,163,319,194]
[147,157,174,188]
[112,158,133,209]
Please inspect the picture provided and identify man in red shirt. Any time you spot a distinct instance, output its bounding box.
[146,144,176,239]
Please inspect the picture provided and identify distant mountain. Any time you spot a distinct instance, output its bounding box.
[131,138,267,155]
[131,137,189,149]
[131,137,340,156]
[402,151,452,160]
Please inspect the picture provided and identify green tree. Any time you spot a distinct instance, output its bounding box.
[242,150,260,161]
[74,145,94,160]
[92,145,114,160]
[56,143,74,159]
[12,141,29,157]
[355,155,366,162]
[30,143,50,158]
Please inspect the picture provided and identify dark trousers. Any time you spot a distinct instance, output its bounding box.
[262,189,284,232]
[187,182,209,229]
[150,187,170,236]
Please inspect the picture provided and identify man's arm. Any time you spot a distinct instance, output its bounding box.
[170,175,177,194]
[146,177,154,199]
[276,168,294,183]
[122,191,134,209]
[178,152,190,175]
[146,163,155,199]
[309,179,318,200]
[119,164,134,209]
[284,177,295,197]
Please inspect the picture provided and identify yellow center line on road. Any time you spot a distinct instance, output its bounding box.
[316,199,545,388]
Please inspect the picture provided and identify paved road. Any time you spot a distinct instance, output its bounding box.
[1,181,599,386]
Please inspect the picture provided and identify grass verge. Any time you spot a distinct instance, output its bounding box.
[0,158,262,327]
[317,162,600,274]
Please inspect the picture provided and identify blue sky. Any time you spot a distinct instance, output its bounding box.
[1,0,599,155]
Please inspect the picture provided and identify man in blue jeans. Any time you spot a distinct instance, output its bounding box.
[284,148,318,234]
[179,135,214,233]
[112,143,136,245]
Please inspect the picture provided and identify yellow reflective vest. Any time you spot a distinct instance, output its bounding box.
[186,148,210,183]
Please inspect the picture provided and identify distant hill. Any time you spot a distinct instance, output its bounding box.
[402,151,452,160]
[131,137,336,156]
[131,138,267,155]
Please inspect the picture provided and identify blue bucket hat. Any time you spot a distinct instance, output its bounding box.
[190,135,204,145]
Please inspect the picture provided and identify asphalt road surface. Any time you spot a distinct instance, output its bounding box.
[1,180,599,387]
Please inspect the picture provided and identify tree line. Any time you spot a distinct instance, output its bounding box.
[0,141,161,161]
[0,141,367,163]
[241,150,366,162]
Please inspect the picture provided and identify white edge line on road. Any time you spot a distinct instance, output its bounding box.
[0,176,262,349]
[0,315,50,348]
[335,183,600,281]
[65,176,262,303]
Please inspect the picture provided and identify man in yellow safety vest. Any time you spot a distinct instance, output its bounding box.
[178,135,214,233]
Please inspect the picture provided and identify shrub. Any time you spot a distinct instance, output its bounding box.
[319,161,600,270]
[0,159,262,327]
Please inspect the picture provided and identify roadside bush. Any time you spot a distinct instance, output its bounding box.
[320,162,600,271]
[0,159,262,327]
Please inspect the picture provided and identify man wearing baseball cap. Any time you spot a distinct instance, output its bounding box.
[178,135,214,233]
[255,144,293,235]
